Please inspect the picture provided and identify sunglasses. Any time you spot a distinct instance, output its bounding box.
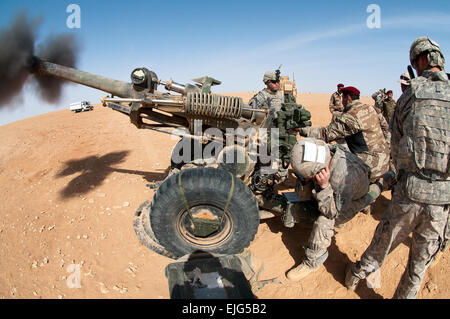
[268,80,279,84]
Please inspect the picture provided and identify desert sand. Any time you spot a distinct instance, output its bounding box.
[0,92,448,299]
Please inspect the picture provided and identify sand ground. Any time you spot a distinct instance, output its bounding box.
[0,92,448,299]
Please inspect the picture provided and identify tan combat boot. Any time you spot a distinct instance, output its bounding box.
[345,264,360,291]
[286,263,317,281]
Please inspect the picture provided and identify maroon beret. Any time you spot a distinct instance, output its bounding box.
[341,86,360,95]
[386,90,393,94]
[337,83,344,87]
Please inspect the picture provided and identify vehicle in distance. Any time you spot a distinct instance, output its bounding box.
[70,101,93,113]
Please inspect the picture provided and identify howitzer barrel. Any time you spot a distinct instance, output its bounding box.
[32,57,136,98]
[30,57,269,123]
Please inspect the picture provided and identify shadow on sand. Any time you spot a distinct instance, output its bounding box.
[264,216,384,299]
[370,193,391,221]
[55,150,169,198]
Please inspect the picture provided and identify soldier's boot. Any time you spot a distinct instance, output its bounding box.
[286,262,317,281]
[383,170,396,191]
[359,182,382,215]
[361,206,371,215]
[430,239,449,268]
[345,265,360,291]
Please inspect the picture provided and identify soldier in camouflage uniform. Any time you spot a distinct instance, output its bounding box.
[371,90,384,112]
[248,70,289,180]
[248,70,284,117]
[345,37,450,299]
[383,74,412,190]
[383,90,396,125]
[329,83,345,120]
[300,86,390,183]
[286,138,371,280]
[371,89,397,125]
[398,72,411,93]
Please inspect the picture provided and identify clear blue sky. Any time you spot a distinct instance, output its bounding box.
[0,0,449,125]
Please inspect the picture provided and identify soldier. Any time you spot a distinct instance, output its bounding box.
[286,138,371,280]
[329,83,345,119]
[345,36,450,299]
[248,70,284,117]
[248,70,289,181]
[300,86,390,184]
[371,89,385,114]
[383,73,412,189]
[398,72,411,93]
[372,89,396,124]
[383,90,396,124]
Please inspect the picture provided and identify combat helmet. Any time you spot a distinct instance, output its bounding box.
[290,138,331,179]
[409,36,445,70]
[263,69,280,83]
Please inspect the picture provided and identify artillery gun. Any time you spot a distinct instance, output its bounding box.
[29,56,313,259]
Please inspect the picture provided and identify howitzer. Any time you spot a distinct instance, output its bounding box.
[29,56,315,259]
[31,57,266,133]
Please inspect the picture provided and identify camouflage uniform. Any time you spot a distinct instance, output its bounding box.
[350,70,450,299]
[382,98,396,125]
[329,91,344,118]
[372,91,397,125]
[248,88,284,117]
[371,91,384,114]
[303,145,371,268]
[249,73,287,178]
[302,99,390,182]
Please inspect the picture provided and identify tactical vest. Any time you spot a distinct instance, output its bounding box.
[411,78,450,176]
[401,74,450,205]
[249,89,284,114]
[328,145,370,214]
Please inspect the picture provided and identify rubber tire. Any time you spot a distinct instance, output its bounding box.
[150,167,260,258]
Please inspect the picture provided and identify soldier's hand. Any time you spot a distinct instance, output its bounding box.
[314,166,330,189]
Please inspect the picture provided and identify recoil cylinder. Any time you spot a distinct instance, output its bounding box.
[185,92,242,119]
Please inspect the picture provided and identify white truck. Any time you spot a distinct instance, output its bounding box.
[70,101,93,113]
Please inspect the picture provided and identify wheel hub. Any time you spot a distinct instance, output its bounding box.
[176,204,233,247]
[190,208,222,237]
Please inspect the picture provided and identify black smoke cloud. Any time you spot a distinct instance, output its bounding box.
[0,11,80,108]
[0,11,37,107]
[34,33,80,103]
